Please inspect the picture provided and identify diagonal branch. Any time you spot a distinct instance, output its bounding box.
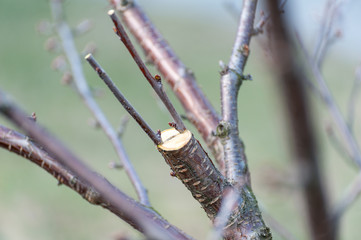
[50,0,150,206]
[266,1,333,239]
[332,172,361,229]
[111,0,224,170]
[0,90,193,240]
[219,0,258,187]
[297,37,361,169]
[85,54,161,145]
[108,10,186,132]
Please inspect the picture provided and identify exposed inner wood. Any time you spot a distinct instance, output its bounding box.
[158,128,192,151]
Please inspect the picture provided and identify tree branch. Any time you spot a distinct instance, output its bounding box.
[108,9,186,132]
[219,0,257,187]
[111,0,224,170]
[347,65,361,131]
[50,0,150,206]
[85,54,161,145]
[312,0,343,68]
[297,36,361,169]
[0,90,193,240]
[207,187,239,240]
[332,172,361,232]
[265,1,333,239]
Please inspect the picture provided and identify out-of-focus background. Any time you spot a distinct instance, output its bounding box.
[0,0,360,239]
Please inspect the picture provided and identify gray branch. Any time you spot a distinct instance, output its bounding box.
[50,0,150,206]
[219,0,258,187]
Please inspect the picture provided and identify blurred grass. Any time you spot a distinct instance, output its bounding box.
[0,0,360,240]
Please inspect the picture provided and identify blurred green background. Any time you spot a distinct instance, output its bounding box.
[0,0,360,239]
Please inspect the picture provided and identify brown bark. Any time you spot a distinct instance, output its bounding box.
[158,128,228,219]
[116,2,224,171]
[157,128,271,239]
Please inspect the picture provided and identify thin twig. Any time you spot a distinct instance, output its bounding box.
[85,54,162,145]
[298,35,361,169]
[312,0,343,68]
[266,1,333,239]
[207,188,239,240]
[0,124,107,205]
[347,65,361,131]
[332,172,361,227]
[220,0,258,187]
[50,0,150,206]
[260,206,298,240]
[0,90,193,240]
[111,1,224,170]
[117,115,130,138]
[108,10,186,132]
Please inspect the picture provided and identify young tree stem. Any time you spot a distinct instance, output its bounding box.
[108,10,186,132]
[85,54,162,145]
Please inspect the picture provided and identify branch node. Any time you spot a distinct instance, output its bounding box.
[239,44,250,57]
[119,0,134,11]
[242,74,253,81]
[154,74,162,83]
[108,161,124,169]
[214,121,231,138]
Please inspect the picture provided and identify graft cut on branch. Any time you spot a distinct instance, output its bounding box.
[108,9,186,133]
[111,1,224,169]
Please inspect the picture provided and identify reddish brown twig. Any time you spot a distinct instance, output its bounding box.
[157,129,271,239]
[0,90,193,240]
[111,1,224,169]
[266,1,333,240]
[108,10,186,133]
[85,54,162,145]
[50,0,150,206]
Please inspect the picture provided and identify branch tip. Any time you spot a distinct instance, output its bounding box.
[108,9,116,16]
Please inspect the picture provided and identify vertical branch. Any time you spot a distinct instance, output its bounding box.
[312,0,342,67]
[50,0,150,206]
[266,1,333,240]
[85,54,161,145]
[298,38,361,168]
[111,1,224,170]
[219,0,258,187]
[347,65,361,131]
[108,10,186,132]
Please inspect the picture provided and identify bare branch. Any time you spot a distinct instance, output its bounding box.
[347,65,361,131]
[297,35,361,169]
[0,90,193,240]
[85,54,162,145]
[313,0,344,68]
[261,208,298,240]
[207,187,239,240]
[111,1,224,170]
[0,124,102,203]
[220,0,258,187]
[108,10,186,132]
[332,172,361,227]
[265,1,333,239]
[50,0,150,206]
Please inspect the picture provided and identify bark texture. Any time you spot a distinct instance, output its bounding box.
[117,1,224,170]
[157,129,271,239]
